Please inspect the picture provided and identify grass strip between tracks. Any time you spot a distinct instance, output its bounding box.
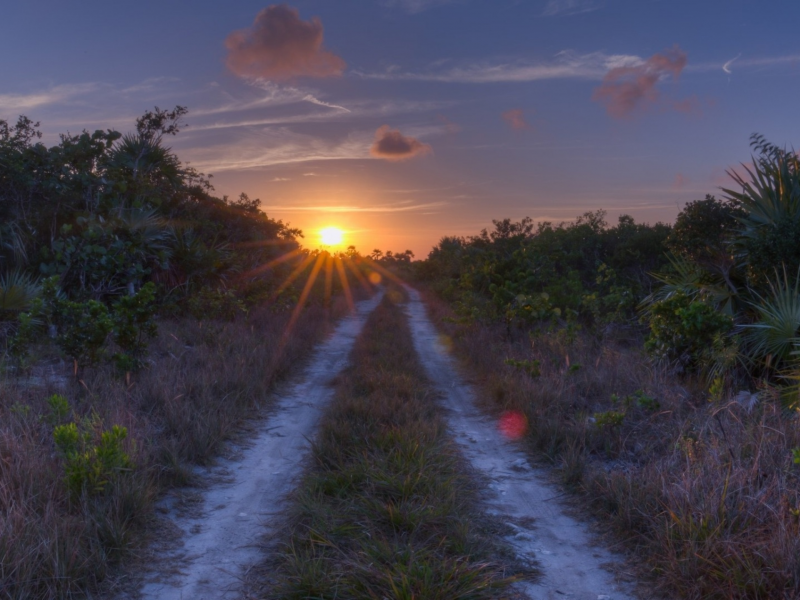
[259,289,524,599]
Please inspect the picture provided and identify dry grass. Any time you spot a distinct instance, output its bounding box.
[421,288,800,600]
[255,289,528,599]
[0,295,354,599]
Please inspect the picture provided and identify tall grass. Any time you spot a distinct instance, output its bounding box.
[421,288,800,599]
[256,290,528,599]
[0,296,353,599]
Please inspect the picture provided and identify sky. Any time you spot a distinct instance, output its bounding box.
[2,0,799,256]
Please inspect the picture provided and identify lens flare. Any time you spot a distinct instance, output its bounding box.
[498,410,528,440]
[320,227,343,246]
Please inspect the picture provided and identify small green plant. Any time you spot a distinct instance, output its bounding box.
[567,363,582,374]
[46,394,71,424]
[53,416,133,498]
[792,447,800,465]
[111,282,158,372]
[594,410,625,428]
[10,402,31,418]
[708,376,725,403]
[504,357,541,378]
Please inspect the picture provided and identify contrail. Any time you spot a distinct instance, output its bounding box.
[723,53,741,74]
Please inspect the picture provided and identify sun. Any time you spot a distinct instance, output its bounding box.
[319,226,344,246]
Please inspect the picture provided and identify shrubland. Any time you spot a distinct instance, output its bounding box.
[416,135,800,598]
[0,108,375,598]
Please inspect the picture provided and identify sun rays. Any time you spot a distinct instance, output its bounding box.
[236,237,409,351]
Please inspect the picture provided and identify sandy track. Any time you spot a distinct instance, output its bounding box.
[403,287,638,600]
[135,292,383,600]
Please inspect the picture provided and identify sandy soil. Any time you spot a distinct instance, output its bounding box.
[134,292,383,600]
[403,286,639,600]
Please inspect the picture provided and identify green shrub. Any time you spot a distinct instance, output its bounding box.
[53,417,133,499]
[645,291,734,373]
[187,287,246,321]
[111,282,158,371]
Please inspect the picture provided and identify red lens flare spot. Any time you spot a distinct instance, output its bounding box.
[368,271,382,285]
[498,410,528,440]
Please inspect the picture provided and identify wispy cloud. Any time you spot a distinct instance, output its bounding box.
[355,51,642,83]
[542,0,603,17]
[0,83,98,113]
[260,201,447,213]
[380,0,460,14]
[184,127,374,171]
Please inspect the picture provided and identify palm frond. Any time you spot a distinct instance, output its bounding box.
[742,269,800,365]
[0,270,40,314]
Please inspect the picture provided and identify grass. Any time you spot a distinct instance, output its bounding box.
[0,293,355,599]
[254,288,527,599]
[421,288,800,599]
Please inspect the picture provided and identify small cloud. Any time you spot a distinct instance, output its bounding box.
[270,177,291,182]
[543,0,602,16]
[437,114,461,134]
[381,0,458,13]
[370,125,432,161]
[672,173,689,189]
[722,53,741,74]
[592,46,689,118]
[225,5,346,81]
[502,108,531,130]
[303,172,320,176]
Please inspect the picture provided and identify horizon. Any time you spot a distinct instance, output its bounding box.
[3,0,799,256]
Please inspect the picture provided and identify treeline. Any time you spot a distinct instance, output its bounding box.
[417,134,800,395]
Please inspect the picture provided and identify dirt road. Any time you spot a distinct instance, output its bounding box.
[136,292,383,600]
[403,286,638,600]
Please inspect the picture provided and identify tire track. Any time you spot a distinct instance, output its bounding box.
[135,292,383,600]
[403,286,638,600]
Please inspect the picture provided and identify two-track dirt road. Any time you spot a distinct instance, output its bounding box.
[133,287,638,600]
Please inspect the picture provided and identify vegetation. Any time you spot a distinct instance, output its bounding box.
[415,135,800,598]
[256,290,526,599]
[0,108,374,598]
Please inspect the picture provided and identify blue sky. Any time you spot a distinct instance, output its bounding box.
[3,0,799,254]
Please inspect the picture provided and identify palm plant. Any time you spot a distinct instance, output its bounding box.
[741,269,800,370]
[0,270,40,316]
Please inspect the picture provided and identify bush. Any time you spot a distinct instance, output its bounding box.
[53,417,133,499]
[187,287,247,321]
[111,282,158,371]
[645,291,735,373]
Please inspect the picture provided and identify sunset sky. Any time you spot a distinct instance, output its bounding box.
[3,0,799,256]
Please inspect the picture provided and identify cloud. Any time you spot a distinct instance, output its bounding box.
[502,108,531,130]
[381,0,459,13]
[542,0,602,16]
[356,51,642,83]
[260,201,446,213]
[370,125,432,161]
[672,173,689,190]
[225,5,346,81]
[591,47,688,118]
[0,83,98,113]
[437,114,461,134]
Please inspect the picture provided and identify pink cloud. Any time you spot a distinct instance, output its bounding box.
[502,108,532,130]
[437,114,461,134]
[592,46,688,118]
[225,5,346,81]
[370,125,432,161]
[672,173,689,189]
